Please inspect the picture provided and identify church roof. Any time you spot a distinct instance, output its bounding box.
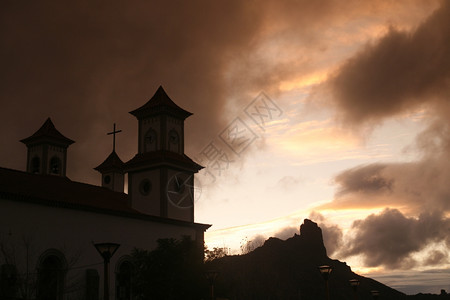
[0,167,210,230]
[20,118,75,146]
[124,151,204,173]
[94,150,125,173]
[129,86,193,120]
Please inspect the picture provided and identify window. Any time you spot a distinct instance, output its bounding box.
[168,130,180,152]
[104,175,111,185]
[144,129,157,152]
[86,269,99,300]
[31,156,40,173]
[49,157,61,175]
[139,179,152,196]
[0,264,18,298]
[37,250,66,300]
[116,260,133,300]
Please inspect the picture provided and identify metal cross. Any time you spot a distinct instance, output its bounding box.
[107,123,122,152]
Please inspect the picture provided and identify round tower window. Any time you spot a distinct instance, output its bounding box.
[139,179,152,196]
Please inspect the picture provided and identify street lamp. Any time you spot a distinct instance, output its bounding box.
[204,270,219,300]
[94,243,120,300]
[370,290,380,300]
[349,279,360,300]
[318,265,332,300]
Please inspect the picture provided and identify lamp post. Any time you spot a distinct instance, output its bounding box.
[204,270,219,300]
[318,265,332,300]
[349,279,360,300]
[370,290,380,300]
[94,243,120,300]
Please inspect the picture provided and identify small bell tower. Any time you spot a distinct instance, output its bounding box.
[20,118,74,176]
[94,124,125,192]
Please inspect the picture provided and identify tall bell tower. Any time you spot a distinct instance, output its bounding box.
[125,86,203,222]
[20,118,74,176]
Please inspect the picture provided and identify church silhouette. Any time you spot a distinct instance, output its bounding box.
[0,86,210,300]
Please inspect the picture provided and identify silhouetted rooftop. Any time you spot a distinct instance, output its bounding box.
[129,86,193,119]
[124,150,203,172]
[94,150,125,173]
[20,117,74,146]
[0,167,210,230]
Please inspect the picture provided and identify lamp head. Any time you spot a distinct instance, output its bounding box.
[318,265,333,280]
[94,242,120,261]
[370,290,380,299]
[349,278,360,291]
[204,270,219,285]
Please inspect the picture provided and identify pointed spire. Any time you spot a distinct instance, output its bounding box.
[20,118,74,147]
[129,86,193,120]
[94,150,125,173]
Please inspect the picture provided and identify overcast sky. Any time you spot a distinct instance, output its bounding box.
[1,0,449,294]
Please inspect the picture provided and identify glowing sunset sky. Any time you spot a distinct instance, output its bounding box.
[1,0,450,294]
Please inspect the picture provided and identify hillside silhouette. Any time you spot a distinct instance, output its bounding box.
[205,219,441,300]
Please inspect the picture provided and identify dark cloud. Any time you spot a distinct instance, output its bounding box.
[424,250,448,266]
[320,5,450,253]
[335,164,393,197]
[323,147,450,270]
[340,209,450,269]
[310,1,450,271]
[320,156,450,279]
[329,0,450,127]
[321,153,450,214]
[0,0,267,184]
[0,0,435,186]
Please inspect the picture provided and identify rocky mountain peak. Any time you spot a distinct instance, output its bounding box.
[207,219,407,299]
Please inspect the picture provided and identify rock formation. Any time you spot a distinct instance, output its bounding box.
[206,219,406,300]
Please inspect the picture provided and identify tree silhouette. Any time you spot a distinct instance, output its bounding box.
[131,236,205,300]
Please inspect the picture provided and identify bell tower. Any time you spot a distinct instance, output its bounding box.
[94,124,125,192]
[20,118,74,176]
[125,86,203,222]
[130,85,191,155]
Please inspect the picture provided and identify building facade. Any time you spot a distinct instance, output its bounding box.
[0,86,209,300]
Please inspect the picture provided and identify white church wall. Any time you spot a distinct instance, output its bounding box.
[0,198,199,299]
